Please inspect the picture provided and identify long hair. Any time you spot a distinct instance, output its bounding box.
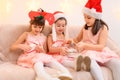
[84,19,109,35]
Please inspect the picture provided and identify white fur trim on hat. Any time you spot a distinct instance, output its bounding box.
[54,13,66,21]
[82,7,102,19]
[52,24,57,41]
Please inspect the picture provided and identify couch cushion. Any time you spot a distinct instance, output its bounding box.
[0,25,118,80]
[0,62,35,80]
[0,62,93,80]
[0,25,28,63]
[0,62,113,80]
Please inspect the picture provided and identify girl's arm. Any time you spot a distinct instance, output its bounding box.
[82,25,108,51]
[10,32,29,51]
[43,37,48,53]
[73,26,84,43]
[47,34,67,55]
[47,34,61,53]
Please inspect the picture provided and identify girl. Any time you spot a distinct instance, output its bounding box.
[73,0,120,80]
[10,10,72,80]
[47,11,91,72]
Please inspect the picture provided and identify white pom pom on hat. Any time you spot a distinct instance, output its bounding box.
[82,0,102,19]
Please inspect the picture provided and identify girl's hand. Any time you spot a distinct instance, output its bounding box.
[65,39,74,48]
[18,44,32,52]
[60,47,68,55]
[76,42,85,52]
[66,39,72,44]
[35,45,45,53]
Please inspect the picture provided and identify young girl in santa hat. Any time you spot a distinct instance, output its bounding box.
[10,9,72,80]
[47,11,91,76]
[72,0,120,80]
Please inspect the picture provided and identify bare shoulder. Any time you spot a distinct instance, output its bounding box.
[47,34,52,38]
[16,31,29,42]
[80,26,85,30]
[22,31,28,35]
[20,32,29,38]
[47,34,53,42]
[102,25,108,31]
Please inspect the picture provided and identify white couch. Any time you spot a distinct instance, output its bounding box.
[0,24,120,80]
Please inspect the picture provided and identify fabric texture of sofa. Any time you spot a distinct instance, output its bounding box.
[0,24,120,80]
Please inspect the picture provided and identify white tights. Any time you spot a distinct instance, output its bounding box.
[61,60,75,69]
[62,59,104,80]
[91,58,120,80]
[46,60,72,77]
[62,57,120,80]
[104,58,120,80]
[34,61,72,80]
[90,59,104,80]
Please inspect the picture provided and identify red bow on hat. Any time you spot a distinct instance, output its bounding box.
[28,9,55,25]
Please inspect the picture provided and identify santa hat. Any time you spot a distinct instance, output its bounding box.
[82,0,102,19]
[52,11,69,41]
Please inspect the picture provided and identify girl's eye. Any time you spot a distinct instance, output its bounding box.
[57,25,60,27]
[87,17,91,19]
[62,25,65,27]
[34,26,37,28]
[87,16,92,19]
[39,26,42,28]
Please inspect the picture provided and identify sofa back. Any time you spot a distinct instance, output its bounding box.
[0,25,120,63]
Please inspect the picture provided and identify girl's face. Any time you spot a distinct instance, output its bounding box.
[84,13,96,27]
[31,24,43,35]
[55,19,66,35]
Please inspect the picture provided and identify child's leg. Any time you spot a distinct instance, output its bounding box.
[61,59,75,69]
[105,58,120,80]
[47,60,72,79]
[34,62,60,80]
[90,59,104,80]
[62,56,91,72]
[61,56,84,71]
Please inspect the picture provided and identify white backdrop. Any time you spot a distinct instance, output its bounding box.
[0,0,120,46]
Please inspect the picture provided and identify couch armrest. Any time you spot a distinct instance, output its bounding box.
[106,36,120,56]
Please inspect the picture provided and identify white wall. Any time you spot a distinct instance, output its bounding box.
[0,0,120,46]
[102,0,120,46]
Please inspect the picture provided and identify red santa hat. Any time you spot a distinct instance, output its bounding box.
[82,0,102,19]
